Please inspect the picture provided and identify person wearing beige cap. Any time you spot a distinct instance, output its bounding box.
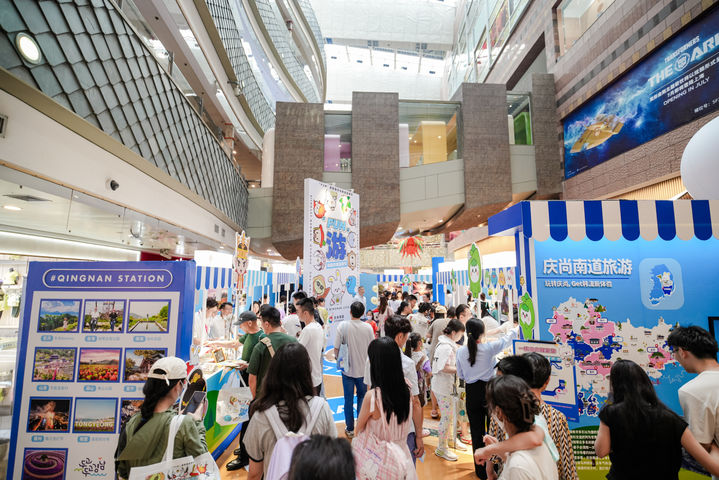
[115,357,208,479]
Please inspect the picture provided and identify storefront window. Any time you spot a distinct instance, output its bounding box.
[489,0,510,65]
[475,33,490,83]
[507,93,532,145]
[557,0,616,56]
[324,112,352,172]
[399,101,461,167]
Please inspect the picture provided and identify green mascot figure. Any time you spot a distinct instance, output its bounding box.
[518,292,536,340]
[468,243,482,299]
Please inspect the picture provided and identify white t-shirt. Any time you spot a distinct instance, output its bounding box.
[207,315,225,340]
[679,370,719,451]
[409,313,430,338]
[335,319,374,379]
[388,300,401,313]
[298,321,325,387]
[282,314,302,339]
[499,443,558,480]
[481,315,500,333]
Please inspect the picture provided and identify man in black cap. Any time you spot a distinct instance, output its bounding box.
[226,310,265,471]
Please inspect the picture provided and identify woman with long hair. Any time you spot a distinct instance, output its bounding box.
[396,301,411,317]
[484,375,558,480]
[376,296,390,336]
[115,357,207,480]
[431,319,466,462]
[595,359,719,479]
[243,343,336,480]
[456,318,517,478]
[355,337,416,478]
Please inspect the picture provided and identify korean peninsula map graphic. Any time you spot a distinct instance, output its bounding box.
[649,264,674,305]
[549,297,675,417]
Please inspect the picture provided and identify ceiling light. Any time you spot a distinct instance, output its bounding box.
[437,135,442,139]
[16,33,42,64]
[232,150,237,154]
[3,205,21,211]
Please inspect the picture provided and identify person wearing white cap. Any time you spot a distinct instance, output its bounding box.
[115,357,208,479]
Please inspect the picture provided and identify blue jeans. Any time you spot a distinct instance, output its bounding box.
[341,373,366,432]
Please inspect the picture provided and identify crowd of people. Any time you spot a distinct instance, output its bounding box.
[114,288,719,480]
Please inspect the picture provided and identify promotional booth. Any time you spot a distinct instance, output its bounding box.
[488,199,719,476]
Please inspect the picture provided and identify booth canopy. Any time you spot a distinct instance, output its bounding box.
[375,274,432,283]
[195,265,233,290]
[489,200,719,242]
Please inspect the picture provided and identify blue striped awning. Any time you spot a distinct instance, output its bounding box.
[489,200,719,241]
[245,270,268,289]
[273,272,294,287]
[375,274,432,283]
[195,266,233,290]
[436,268,515,289]
[436,270,468,286]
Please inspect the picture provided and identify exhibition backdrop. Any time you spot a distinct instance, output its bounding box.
[303,179,360,331]
[564,7,719,179]
[9,261,195,480]
[489,200,719,478]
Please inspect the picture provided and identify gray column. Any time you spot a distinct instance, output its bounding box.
[272,102,324,259]
[444,83,512,232]
[532,73,562,197]
[351,92,400,247]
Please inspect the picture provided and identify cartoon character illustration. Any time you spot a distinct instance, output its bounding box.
[519,293,536,340]
[312,249,326,271]
[348,209,357,227]
[313,225,326,247]
[327,191,338,211]
[657,271,674,296]
[347,231,357,249]
[498,269,506,287]
[313,200,326,219]
[339,195,352,214]
[347,251,357,270]
[312,275,326,298]
[345,275,357,296]
[468,243,482,297]
[327,271,346,306]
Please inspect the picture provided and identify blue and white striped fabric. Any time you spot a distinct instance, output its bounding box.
[195,266,233,290]
[375,274,432,283]
[273,272,294,287]
[436,270,469,286]
[245,270,268,289]
[492,200,719,241]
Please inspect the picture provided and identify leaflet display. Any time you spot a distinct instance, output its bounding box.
[9,261,195,480]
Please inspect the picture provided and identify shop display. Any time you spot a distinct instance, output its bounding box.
[8,261,195,480]
[489,199,719,476]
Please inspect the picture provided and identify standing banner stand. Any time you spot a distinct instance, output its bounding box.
[8,261,195,479]
[488,199,719,478]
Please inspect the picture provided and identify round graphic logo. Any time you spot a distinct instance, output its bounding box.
[674,52,690,72]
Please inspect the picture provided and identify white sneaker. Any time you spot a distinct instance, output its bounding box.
[453,440,467,451]
[435,448,458,462]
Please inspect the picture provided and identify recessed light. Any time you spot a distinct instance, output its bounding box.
[437,135,442,139]
[3,205,21,211]
[16,33,42,64]
[232,150,237,154]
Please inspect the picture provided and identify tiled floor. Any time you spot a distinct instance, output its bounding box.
[217,373,479,479]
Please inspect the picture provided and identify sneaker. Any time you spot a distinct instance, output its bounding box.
[453,439,467,451]
[435,448,458,462]
[345,429,355,438]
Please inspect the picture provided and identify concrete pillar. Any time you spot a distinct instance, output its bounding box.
[272,102,324,259]
[531,73,562,197]
[351,92,401,247]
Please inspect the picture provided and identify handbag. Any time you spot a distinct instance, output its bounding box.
[337,322,351,373]
[216,369,252,426]
[128,415,220,480]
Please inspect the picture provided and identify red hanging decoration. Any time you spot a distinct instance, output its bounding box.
[398,236,424,259]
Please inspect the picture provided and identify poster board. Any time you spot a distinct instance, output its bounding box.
[513,339,579,422]
[303,179,360,328]
[9,261,195,480]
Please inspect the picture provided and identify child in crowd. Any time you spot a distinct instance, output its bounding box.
[432,319,466,462]
[405,333,431,408]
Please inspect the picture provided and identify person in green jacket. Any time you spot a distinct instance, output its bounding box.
[115,356,208,480]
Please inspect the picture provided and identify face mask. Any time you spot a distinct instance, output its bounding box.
[492,413,504,433]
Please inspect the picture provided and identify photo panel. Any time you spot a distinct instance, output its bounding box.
[32,348,76,382]
[26,398,72,433]
[120,398,143,431]
[123,348,167,382]
[127,299,171,333]
[72,398,117,434]
[37,300,81,332]
[77,348,121,382]
[22,448,68,480]
[81,300,126,333]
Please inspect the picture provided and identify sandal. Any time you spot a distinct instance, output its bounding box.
[459,434,472,445]
[430,410,439,419]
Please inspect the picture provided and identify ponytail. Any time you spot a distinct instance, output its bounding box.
[465,318,485,367]
[405,332,422,357]
[136,371,181,432]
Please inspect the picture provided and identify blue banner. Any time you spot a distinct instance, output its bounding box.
[564,7,719,179]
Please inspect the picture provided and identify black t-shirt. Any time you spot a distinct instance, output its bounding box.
[599,403,687,480]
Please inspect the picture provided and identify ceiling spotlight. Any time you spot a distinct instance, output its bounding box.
[3,205,21,211]
[232,150,237,154]
[437,135,442,139]
[16,33,42,64]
